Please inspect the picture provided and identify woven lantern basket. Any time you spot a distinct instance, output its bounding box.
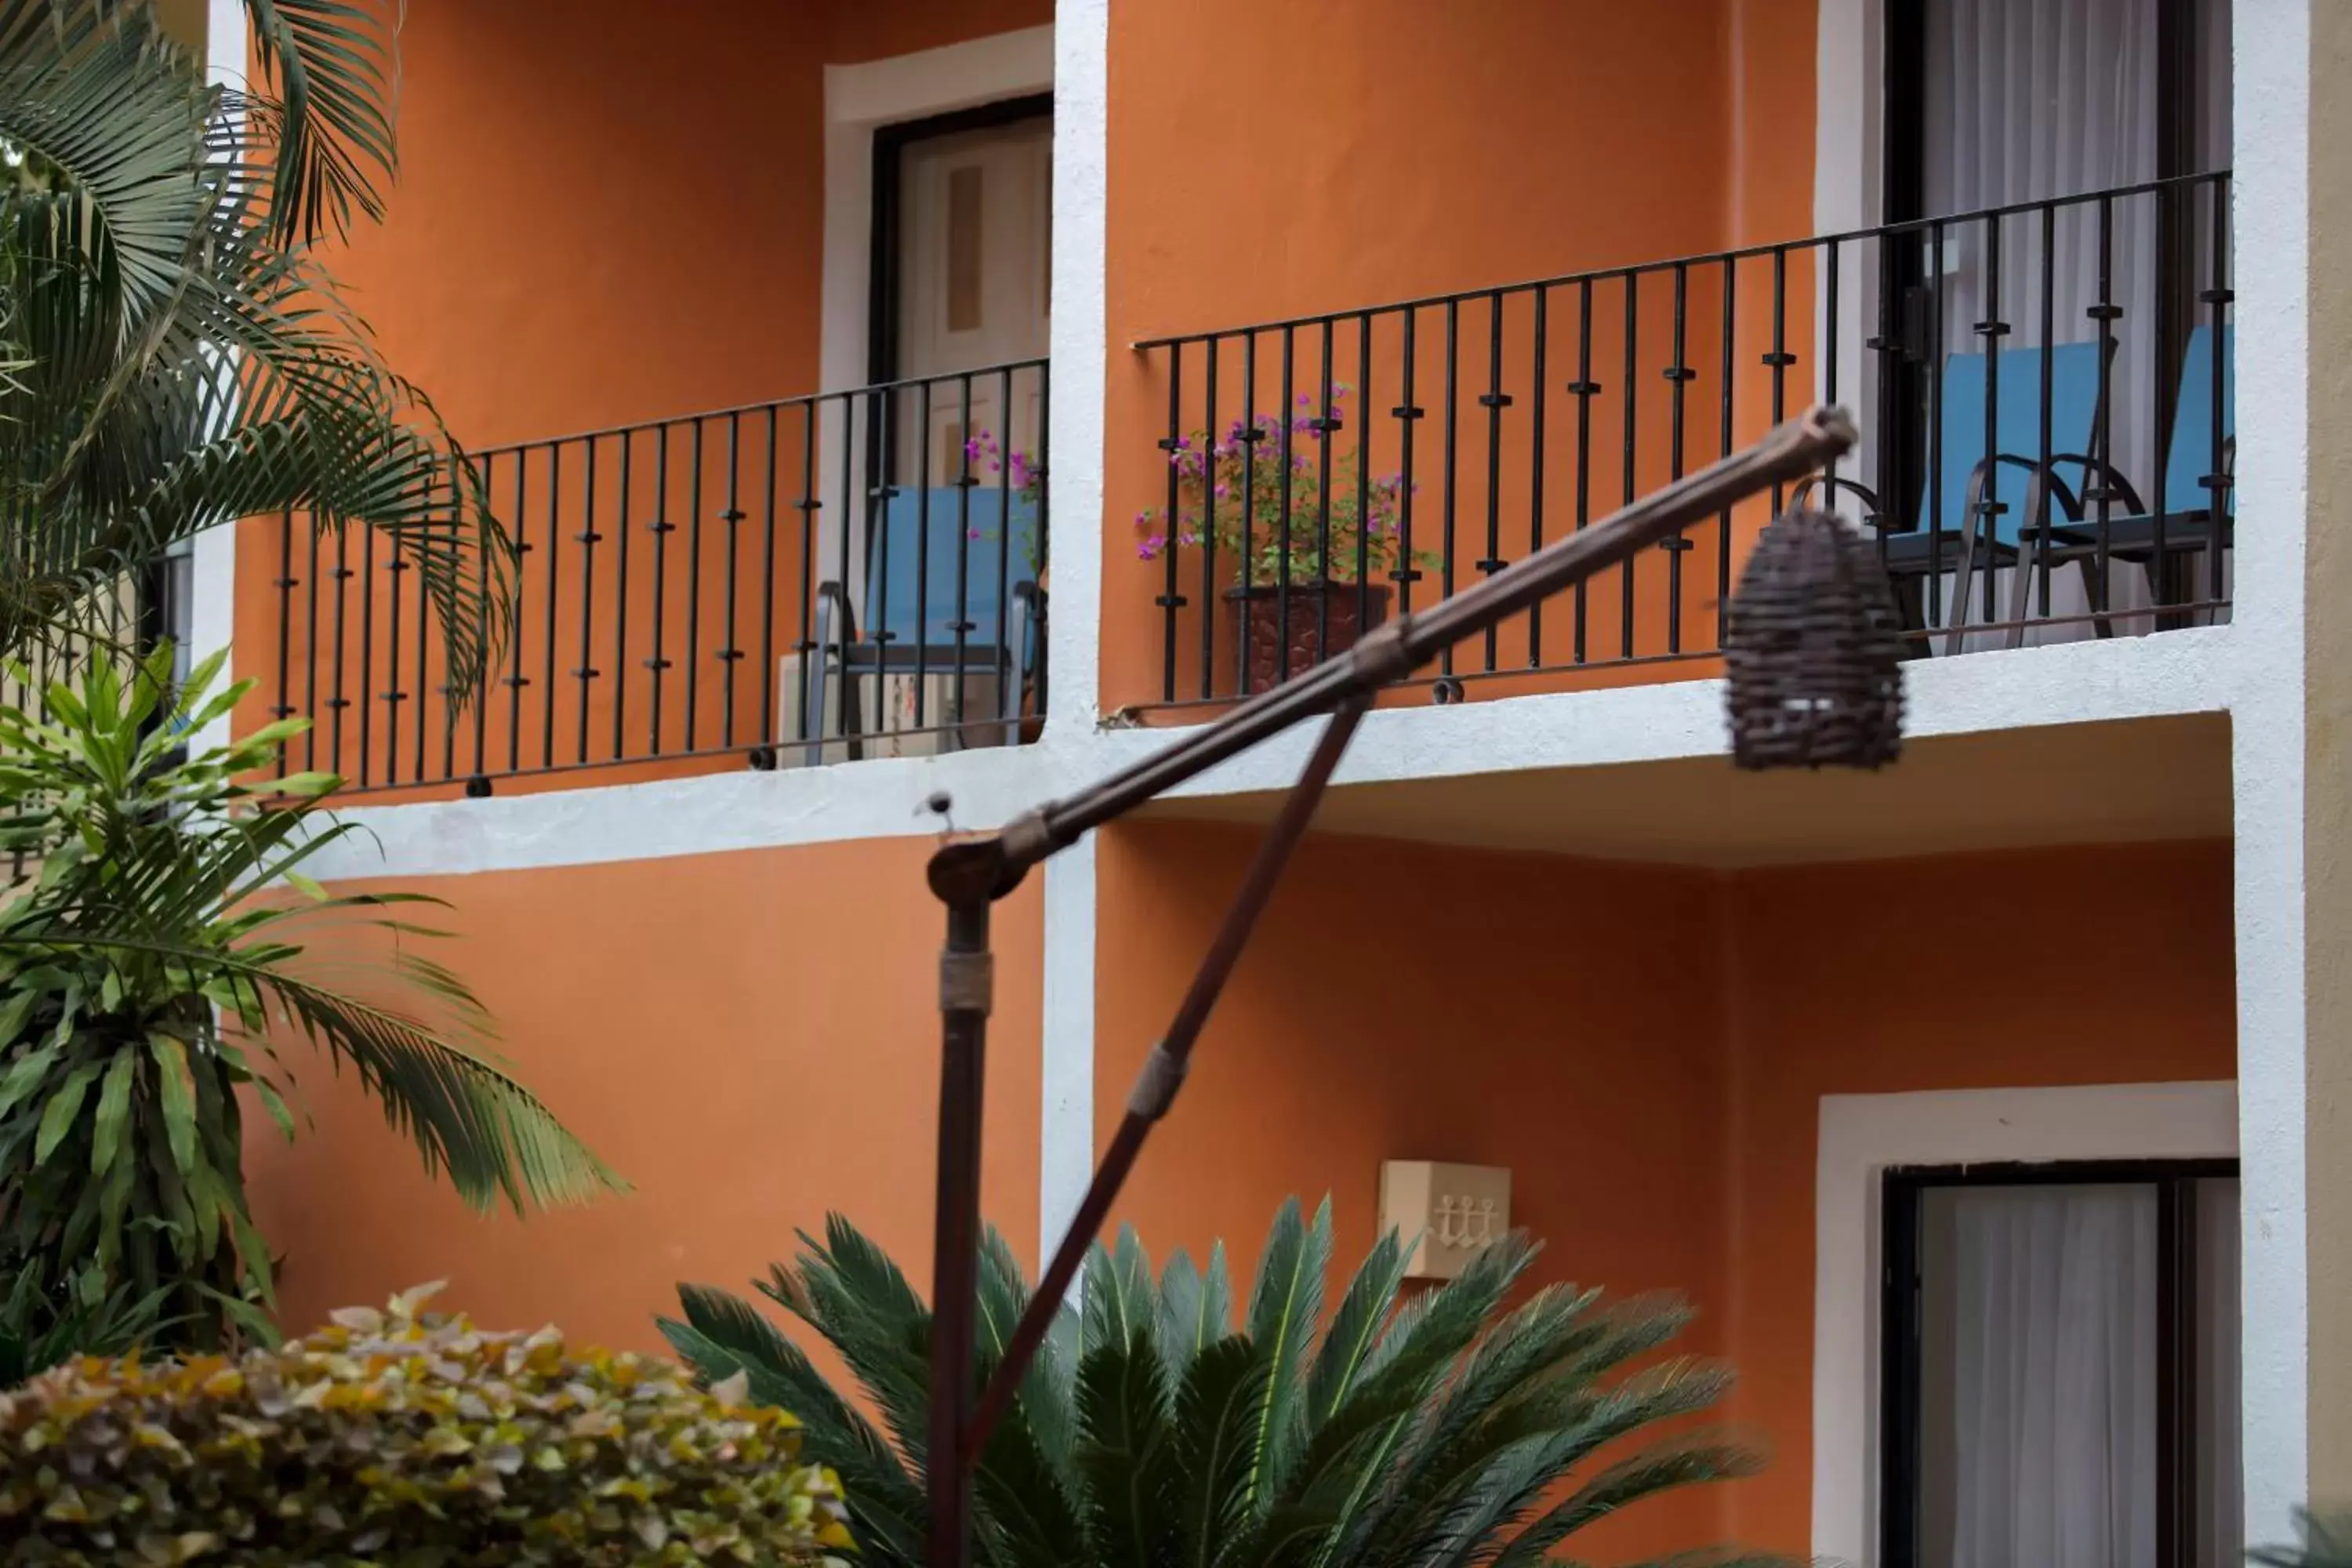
[1723,508,1905,770]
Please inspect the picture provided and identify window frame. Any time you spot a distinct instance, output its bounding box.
[1875,0,2225,538]
[1878,1156,2241,1568]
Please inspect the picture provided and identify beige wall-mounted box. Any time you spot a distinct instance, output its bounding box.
[1379,1160,1512,1279]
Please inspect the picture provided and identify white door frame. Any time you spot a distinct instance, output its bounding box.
[815,27,1055,610]
[1809,1080,2239,1564]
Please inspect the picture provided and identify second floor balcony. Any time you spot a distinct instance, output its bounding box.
[230,0,2238,798]
[1126,170,2234,713]
[259,362,1050,796]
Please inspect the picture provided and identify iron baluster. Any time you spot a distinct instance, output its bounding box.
[1529,285,1548,666]
[577,434,603,764]
[1479,290,1509,671]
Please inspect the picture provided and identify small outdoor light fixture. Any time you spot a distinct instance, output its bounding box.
[1722,506,1906,770]
[913,408,1868,1568]
[1379,1160,1512,1280]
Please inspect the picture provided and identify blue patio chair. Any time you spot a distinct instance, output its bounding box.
[1794,339,2110,654]
[800,485,1044,764]
[2010,323,2234,644]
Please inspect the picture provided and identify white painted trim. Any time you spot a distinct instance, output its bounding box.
[1113,622,2234,806]
[1811,0,1878,508]
[1030,0,1109,1283]
[818,25,1054,401]
[187,0,248,756]
[1043,0,1108,735]
[816,27,1056,605]
[1039,833,1096,1273]
[303,626,2234,881]
[296,742,1070,882]
[2226,0,2312,1538]
[1811,0,1876,244]
[1810,1081,2240,1566]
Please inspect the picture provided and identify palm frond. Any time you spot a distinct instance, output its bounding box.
[978,1225,1077,1479]
[1241,1195,1330,1508]
[0,0,207,311]
[780,1214,936,1471]
[1168,1335,1269,1568]
[242,0,396,245]
[691,1204,1766,1568]
[2252,1512,2352,1568]
[659,1280,929,1566]
[1084,1225,1155,1355]
[1074,1330,1175,1568]
[0,1,516,695]
[1494,1433,1766,1562]
[1302,1228,1406,1429]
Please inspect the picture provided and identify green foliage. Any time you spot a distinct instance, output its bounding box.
[0,0,512,686]
[662,1198,1776,1568]
[0,645,618,1352]
[2254,1512,2352,1568]
[0,1282,853,1564]
[0,1261,170,1386]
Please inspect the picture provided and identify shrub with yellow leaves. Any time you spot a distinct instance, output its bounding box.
[0,1283,851,1565]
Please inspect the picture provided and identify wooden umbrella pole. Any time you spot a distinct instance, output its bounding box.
[920,405,1857,1567]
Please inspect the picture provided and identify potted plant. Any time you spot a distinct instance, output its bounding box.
[1137,388,1431,691]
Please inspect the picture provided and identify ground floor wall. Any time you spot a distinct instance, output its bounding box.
[238,811,2238,1556]
[1094,822,2238,1558]
[243,835,1044,1354]
[1718,840,2240,1547]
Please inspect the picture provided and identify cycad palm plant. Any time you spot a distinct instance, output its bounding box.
[2256,1515,2352,1568]
[663,1198,1776,1567]
[0,645,615,1353]
[0,0,506,681]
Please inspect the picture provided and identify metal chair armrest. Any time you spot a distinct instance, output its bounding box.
[2034,452,2146,521]
[1788,473,1886,523]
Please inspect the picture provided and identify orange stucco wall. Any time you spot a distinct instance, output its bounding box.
[1102,0,1823,715]
[245,836,1044,1353]
[1095,824,2235,1556]
[1713,839,2239,1545]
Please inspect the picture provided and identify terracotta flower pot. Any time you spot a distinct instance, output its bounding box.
[1221,581,1393,692]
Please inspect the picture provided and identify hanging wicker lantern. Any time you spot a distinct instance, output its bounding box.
[1724,508,1905,770]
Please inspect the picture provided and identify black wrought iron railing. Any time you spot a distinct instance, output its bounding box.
[264,360,1048,794]
[1134,170,2233,706]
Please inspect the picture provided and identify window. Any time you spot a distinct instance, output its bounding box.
[1881,1160,2241,1568]
[1872,0,2239,552]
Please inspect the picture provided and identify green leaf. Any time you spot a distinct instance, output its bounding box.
[1169,1335,1269,1568]
[1304,1228,1407,1431]
[1240,1195,1330,1508]
[274,773,339,800]
[244,0,397,245]
[89,1048,135,1175]
[0,1042,60,1118]
[253,1076,299,1141]
[1083,1228,1152,1355]
[1074,1334,1173,1567]
[0,987,43,1051]
[147,1033,198,1173]
[33,1058,100,1164]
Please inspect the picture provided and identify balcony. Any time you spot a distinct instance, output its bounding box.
[260,362,1049,796]
[1127,172,2234,713]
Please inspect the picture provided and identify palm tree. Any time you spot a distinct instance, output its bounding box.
[662,1198,1780,1568]
[0,644,617,1353]
[0,0,507,683]
[0,0,564,1370]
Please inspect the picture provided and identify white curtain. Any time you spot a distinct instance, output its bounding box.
[1920,0,2163,648]
[1940,1185,2158,1568]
